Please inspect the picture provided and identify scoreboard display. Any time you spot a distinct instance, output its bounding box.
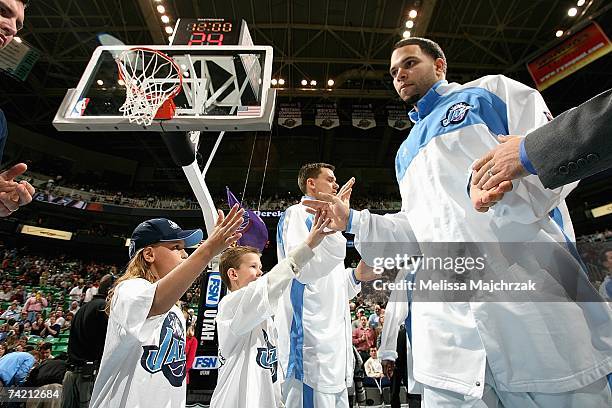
[171,18,240,46]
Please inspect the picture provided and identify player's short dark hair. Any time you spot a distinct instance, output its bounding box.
[393,37,447,74]
[219,246,261,290]
[297,163,335,195]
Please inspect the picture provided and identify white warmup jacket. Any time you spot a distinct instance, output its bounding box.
[211,244,315,408]
[346,76,612,398]
[276,199,362,393]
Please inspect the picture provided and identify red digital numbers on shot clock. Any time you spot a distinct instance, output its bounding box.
[172,18,239,46]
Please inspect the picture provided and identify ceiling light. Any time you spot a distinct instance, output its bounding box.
[555,30,564,38]
[577,0,585,6]
[271,78,278,86]
[161,15,170,23]
[117,79,125,86]
[97,80,104,86]
[403,30,411,38]
[405,20,414,29]
[567,7,578,17]
[408,10,418,19]
[14,36,22,43]
[310,80,317,86]
[327,79,334,87]
[165,26,173,34]
[301,79,307,86]
[156,5,165,13]
[278,78,285,86]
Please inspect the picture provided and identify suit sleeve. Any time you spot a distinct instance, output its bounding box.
[278,205,346,284]
[480,76,578,223]
[525,88,612,189]
[0,110,7,165]
[378,268,411,362]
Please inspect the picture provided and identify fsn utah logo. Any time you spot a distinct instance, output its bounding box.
[256,329,278,383]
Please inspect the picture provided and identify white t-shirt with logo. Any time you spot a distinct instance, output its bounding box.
[90,278,187,408]
[210,244,314,408]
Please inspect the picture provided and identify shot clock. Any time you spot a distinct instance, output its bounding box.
[171,18,240,46]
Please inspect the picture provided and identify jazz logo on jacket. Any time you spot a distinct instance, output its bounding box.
[256,329,278,383]
[141,312,186,387]
[441,102,472,127]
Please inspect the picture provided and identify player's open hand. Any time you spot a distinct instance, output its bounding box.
[336,177,355,206]
[304,209,334,249]
[302,178,355,232]
[470,173,513,212]
[203,204,244,255]
[0,164,35,217]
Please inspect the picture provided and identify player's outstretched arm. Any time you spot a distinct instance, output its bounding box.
[148,205,244,317]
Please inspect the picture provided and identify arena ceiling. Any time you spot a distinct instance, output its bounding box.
[1,0,611,185]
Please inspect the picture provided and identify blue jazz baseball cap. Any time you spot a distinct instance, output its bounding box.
[128,218,203,259]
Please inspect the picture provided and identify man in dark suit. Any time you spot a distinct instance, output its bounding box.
[470,89,611,211]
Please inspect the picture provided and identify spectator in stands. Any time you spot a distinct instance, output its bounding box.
[363,347,390,388]
[376,314,385,349]
[17,310,28,323]
[23,291,48,322]
[0,285,11,301]
[0,344,5,359]
[0,324,8,343]
[38,342,53,362]
[24,352,67,391]
[31,316,44,337]
[1,301,20,320]
[368,304,383,329]
[0,350,39,387]
[55,310,66,328]
[83,283,97,303]
[41,316,61,338]
[69,280,84,303]
[352,308,366,329]
[353,315,377,364]
[67,301,79,315]
[185,325,197,385]
[61,312,74,333]
[10,285,25,303]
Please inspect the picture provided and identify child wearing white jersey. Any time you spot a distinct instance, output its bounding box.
[89,206,244,408]
[210,211,333,408]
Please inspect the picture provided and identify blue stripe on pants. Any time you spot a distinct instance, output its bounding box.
[303,383,314,408]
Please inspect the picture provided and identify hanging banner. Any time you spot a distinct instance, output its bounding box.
[315,103,340,129]
[277,102,302,128]
[351,104,376,130]
[386,104,411,131]
[527,22,612,91]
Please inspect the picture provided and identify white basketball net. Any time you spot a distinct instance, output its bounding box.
[115,47,182,126]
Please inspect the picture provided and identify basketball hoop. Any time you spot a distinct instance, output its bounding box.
[115,47,183,126]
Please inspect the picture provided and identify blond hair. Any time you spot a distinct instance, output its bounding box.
[219,246,260,290]
[105,249,160,316]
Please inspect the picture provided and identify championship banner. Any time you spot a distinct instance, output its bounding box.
[315,103,340,129]
[277,102,302,128]
[527,22,612,91]
[351,104,376,130]
[386,104,411,131]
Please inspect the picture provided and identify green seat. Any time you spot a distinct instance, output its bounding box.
[53,344,68,353]
[45,337,59,344]
[59,333,70,339]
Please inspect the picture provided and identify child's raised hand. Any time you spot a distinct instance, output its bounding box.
[304,209,335,249]
[203,204,245,255]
